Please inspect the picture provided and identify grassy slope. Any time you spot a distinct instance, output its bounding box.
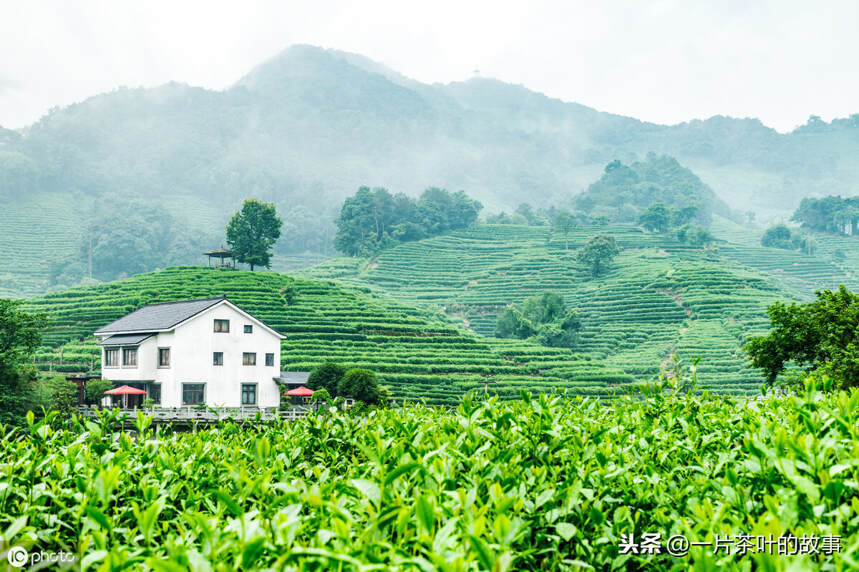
[23,266,634,404]
[300,223,859,394]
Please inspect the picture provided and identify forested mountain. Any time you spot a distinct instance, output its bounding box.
[2,44,859,297]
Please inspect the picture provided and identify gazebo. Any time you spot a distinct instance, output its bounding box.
[203,248,235,269]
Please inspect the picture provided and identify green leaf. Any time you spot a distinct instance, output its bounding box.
[240,537,267,569]
[212,490,243,517]
[351,479,381,506]
[2,515,27,542]
[556,522,576,542]
[84,506,111,530]
[469,535,495,570]
[416,495,434,533]
[384,461,423,486]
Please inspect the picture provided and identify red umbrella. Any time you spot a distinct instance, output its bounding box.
[286,386,314,396]
[104,384,147,409]
[104,385,147,395]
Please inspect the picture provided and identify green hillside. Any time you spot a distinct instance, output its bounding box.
[22,266,635,405]
[300,223,859,394]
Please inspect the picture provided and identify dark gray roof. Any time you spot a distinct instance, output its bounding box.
[94,297,225,335]
[278,371,311,385]
[98,333,155,346]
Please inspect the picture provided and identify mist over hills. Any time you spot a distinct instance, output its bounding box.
[1,44,859,296]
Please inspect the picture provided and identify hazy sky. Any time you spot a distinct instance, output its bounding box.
[1,1,857,132]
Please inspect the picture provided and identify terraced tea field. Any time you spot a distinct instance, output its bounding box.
[0,192,90,298]
[22,267,634,404]
[302,224,808,394]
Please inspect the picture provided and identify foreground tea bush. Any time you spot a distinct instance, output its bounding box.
[2,378,859,570]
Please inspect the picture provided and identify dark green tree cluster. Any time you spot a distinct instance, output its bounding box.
[0,300,46,425]
[577,234,620,277]
[760,224,816,254]
[745,285,859,388]
[637,202,714,247]
[226,199,283,270]
[334,187,482,256]
[575,154,727,226]
[49,198,211,287]
[305,362,383,404]
[792,195,859,235]
[495,292,581,349]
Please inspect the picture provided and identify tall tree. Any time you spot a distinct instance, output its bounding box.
[553,210,576,250]
[577,234,619,277]
[226,199,283,271]
[637,202,671,233]
[745,286,859,388]
[0,300,45,425]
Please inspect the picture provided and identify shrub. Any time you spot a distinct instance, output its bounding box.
[85,378,113,405]
[307,362,348,396]
[338,368,381,404]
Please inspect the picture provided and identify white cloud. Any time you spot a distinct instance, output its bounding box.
[0,0,857,131]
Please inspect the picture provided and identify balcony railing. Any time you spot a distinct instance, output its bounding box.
[77,405,311,422]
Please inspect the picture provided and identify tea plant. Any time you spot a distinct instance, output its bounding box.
[1,375,858,570]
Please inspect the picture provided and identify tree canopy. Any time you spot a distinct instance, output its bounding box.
[760,224,816,254]
[745,285,859,388]
[577,234,619,277]
[574,154,729,227]
[0,300,45,425]
[496,292,581,349]
[792,195,859,235]
[334,187,482,256]
[226,199,283,271]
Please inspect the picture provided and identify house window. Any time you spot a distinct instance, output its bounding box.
[213,352,223,366]
[158,347,170,368]
[104,348,119,367]
[182,383,205,405]
[241,384,257,405]
[214,319,230,333]
[122,347,137,367]
[244,324,253,334]
[148,384,161,404]
[243,352,256,366]
[265,353,275,367]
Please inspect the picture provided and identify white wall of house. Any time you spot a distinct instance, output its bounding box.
[100,302,282,407]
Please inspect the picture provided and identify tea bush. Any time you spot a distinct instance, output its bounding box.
[1,375,857,570]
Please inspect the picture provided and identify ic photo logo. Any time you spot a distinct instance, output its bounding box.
[6,546,28,567]
[5,546,76,568]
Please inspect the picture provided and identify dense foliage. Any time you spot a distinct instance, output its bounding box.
[2,373,857,570]
[306,363,382,405]
[337,368,382,405]
[47,198,210,287]
[334,187,482,256]
[495,292,581,349]
[575,154,727,227]
[226,199,283,271]
[760,224,816,254]
[792,195,859,235]
[577,234,620,277]
[0,300,46,425]
[745,285,859,388]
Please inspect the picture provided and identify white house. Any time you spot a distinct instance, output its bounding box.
[93,297,286,408]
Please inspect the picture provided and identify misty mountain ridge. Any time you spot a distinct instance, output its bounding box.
[2,43,859,297]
